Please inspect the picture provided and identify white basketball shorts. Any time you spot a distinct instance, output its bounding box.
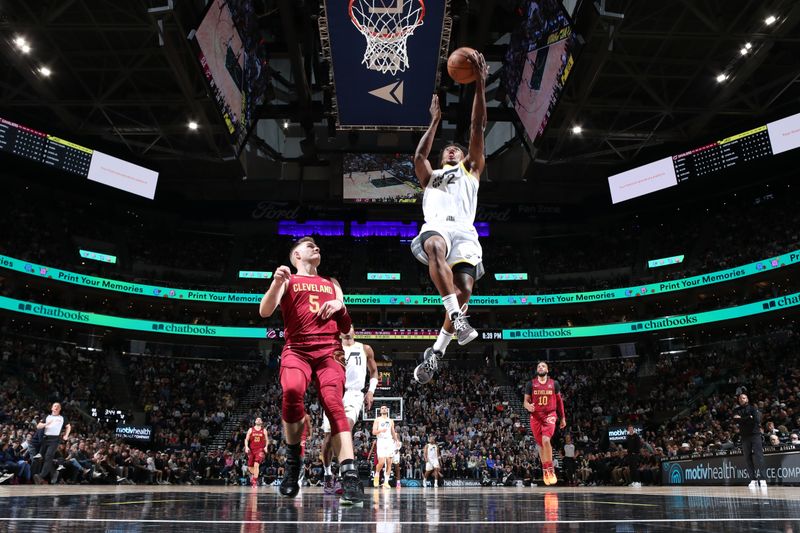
[321,390,364,433]
[410,222,484,280]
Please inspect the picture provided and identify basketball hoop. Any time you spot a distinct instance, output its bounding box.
[349,0,425,75]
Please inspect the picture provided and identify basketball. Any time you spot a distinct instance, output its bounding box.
[447,47,477,84]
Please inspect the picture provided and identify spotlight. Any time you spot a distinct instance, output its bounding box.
[20,43,32,54]
[38,66,52,77]
[283,120,289,129]
[716,73,728,83]
[744,42,752,49]
[765,15,776,25]
[13,36,27,48]
[188,121,199,130]
[740,47,748,56]
[571,125,582,134]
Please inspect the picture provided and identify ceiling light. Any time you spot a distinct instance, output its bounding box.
[19,43,32,54]
[716,73,728,83]
[283,120,289,129]
[14,36,27,48]
[571,125,582,134]
[188,121,199,130]
[38,66,52,77]
[765,15,776,25]
[740,47,748,56]
[744,42,752,49]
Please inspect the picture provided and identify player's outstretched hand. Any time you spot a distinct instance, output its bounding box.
[429,94,441,123]
[468,50,488,83]
[317,299,344,320]
[273,265,291,284]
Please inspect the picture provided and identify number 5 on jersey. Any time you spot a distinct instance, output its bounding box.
[308,294,320,313]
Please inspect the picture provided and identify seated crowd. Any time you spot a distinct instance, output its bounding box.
[2,323,798,486]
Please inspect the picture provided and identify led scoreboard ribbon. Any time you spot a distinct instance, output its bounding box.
[1,249,799,305]
[1,293,799,340]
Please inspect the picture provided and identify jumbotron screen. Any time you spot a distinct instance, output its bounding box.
[343,153,422,203]
[191,0,269,156]
[503,0,582,145]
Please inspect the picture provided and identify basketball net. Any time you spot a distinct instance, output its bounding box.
[349,0,425,75]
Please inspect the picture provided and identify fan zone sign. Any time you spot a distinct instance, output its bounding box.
[320,0,450,129]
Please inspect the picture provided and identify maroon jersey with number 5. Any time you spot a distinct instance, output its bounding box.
[279,274,339,343]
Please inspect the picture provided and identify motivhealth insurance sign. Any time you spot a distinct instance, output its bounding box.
[662,446,800,486]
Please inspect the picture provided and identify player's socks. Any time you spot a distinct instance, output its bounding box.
[324,464,333,476]
[433,328,453,354]
[442,294,461,319]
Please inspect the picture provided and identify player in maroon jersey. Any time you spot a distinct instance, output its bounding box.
[523,361,566,486]
[244,417,268,487]
[259,236,365,505]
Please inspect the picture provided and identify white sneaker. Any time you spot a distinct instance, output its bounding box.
[452,304,478,346]
[759,480,768,488]
[748,480,759,489]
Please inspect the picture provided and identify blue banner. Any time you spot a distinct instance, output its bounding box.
[322,0,448,128]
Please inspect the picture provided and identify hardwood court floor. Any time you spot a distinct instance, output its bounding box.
[1,484,799,532]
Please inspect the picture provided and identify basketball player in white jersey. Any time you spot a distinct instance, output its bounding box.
[411,50,489,384]
[372,405,399,488]
[422,435,443,487]
[320,327,378,494]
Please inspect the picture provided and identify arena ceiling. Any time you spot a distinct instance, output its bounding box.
[1,0,799,203]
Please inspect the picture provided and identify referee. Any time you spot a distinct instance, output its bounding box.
[33,403,71,485]
[733,391,767,488]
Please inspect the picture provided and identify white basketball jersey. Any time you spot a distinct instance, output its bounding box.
[427,444,438,462]
[343,342,368,392]
[377,418,393,441]
[422,162,479,226]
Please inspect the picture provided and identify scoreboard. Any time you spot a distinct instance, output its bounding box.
[672,126,772,183]
[0,116,159,199]
[0,118,93,177]
[609,111,800,203]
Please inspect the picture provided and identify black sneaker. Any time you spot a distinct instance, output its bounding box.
[339,474,365,505]
[279,455,301,498]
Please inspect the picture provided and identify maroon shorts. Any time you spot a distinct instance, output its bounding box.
[530,412,558,446]
[280,340,345,385]
[247,449,266,467]
[280,341,349,434]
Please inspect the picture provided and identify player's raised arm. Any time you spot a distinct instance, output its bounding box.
[414,94,441,188]
[365,344,378,411]
[465,51,488,178]
[259,265,290,318]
